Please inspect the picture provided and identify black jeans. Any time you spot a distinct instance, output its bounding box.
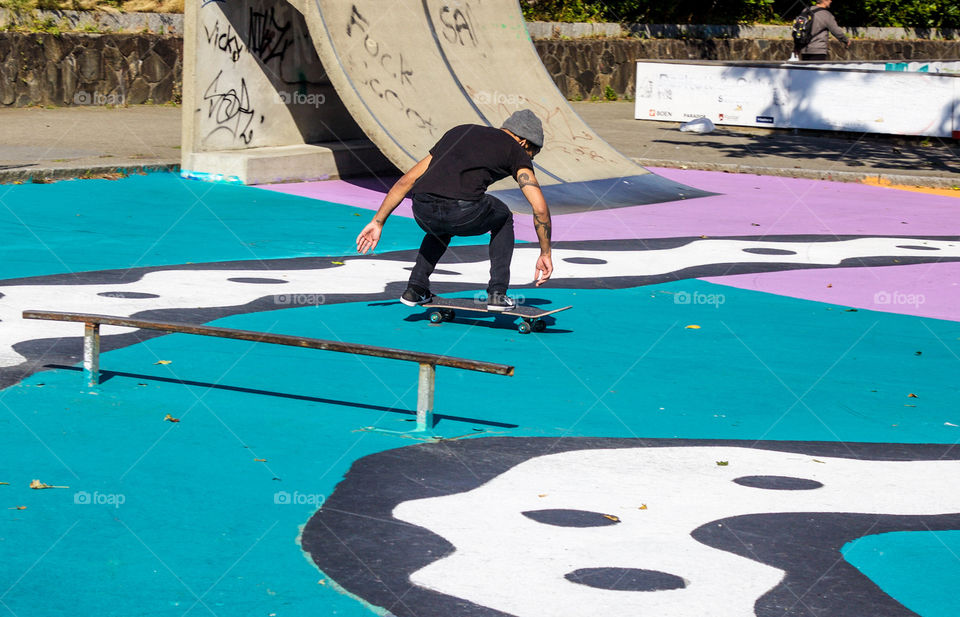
[800,53,827,61]
[408,193,514,295]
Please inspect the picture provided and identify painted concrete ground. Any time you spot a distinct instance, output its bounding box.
[1,170,959,617]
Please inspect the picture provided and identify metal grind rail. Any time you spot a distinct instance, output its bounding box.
[22,310,514,432]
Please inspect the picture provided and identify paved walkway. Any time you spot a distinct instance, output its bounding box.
[0,106,180,182]
[1,102,958,188]
[575,101,960,189]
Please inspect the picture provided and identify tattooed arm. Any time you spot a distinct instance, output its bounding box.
[356,155,431,254]
[516,167,553,286]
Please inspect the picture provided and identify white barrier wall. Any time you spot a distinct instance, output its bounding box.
[635,60,960,138]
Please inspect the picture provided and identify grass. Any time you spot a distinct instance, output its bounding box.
[0,0,183,13]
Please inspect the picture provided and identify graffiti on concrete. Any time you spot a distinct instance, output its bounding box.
[346,4,436,137]
[437,4,477,47]
[202,70,261,144]
[204,20,244,63]
[248,6,294,65]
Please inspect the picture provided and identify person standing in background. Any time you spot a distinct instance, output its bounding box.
[798,0,852,61]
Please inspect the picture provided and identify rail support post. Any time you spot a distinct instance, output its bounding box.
[416,362,435,431]
[83,322,100,387]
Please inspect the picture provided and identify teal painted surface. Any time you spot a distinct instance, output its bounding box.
[0,173,479,280]
[843,531,960,616]
[4,177,960,616]
[2,281,959,616]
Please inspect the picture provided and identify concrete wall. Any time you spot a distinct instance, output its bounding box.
[179,0,386,184]
[182,0,361,154]
[2,31,958,107]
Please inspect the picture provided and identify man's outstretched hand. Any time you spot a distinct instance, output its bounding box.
[535,254,553,287]
[356,221,382,254]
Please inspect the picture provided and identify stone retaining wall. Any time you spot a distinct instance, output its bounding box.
[0,32,181,106]
[526,21,960,41]
[1,32,957,106]
[535,38,960,99]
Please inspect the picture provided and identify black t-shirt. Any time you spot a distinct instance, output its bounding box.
[411,124,533,200]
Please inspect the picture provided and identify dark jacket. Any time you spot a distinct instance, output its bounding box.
[801,8,849,56]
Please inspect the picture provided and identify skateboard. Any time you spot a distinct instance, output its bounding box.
[422,296,572,334]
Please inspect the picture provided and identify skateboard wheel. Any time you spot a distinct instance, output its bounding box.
[429,311,444,323]
[532,319,546,332]
[517,321,532,334]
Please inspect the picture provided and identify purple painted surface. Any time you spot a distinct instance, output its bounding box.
[703,263,960,323]
[257,170,960,322]
[258,169,960,241]
[257,179,542,241]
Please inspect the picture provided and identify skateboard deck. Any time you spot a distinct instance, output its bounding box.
[422,297,572,333]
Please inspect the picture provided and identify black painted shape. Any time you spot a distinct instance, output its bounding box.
[896,245,940,251]
[692,511,960,617]
[97,291,161,299]
[227,277,289,284]
[522,509,621,527]
[742,248,798,255]
[733,475,824,490]
[563,257,608,264]
[565,567,686,592]
[6,235,960,388]
[404,266,462,276]
[3,235,956,288]
[300,438,960,617]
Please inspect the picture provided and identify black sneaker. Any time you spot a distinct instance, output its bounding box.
[400,287,434,307]
[487,292,517,312]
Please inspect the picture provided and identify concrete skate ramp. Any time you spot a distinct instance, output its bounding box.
[287,0,712,214]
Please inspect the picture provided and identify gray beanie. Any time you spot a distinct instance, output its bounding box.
[501,110,544,148]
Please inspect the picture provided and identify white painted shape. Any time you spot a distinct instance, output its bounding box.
[2,237,956,368]
[393,446,960,617]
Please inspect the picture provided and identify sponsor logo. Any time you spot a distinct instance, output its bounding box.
[648,110,672,118]
[682,113,706,119]
[756,116,775,124]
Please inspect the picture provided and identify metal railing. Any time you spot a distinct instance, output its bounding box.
[22,310,514,431]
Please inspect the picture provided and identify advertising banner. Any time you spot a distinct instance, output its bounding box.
[635,61,960,138]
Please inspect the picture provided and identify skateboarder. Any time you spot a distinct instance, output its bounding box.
[355,109,553,311]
